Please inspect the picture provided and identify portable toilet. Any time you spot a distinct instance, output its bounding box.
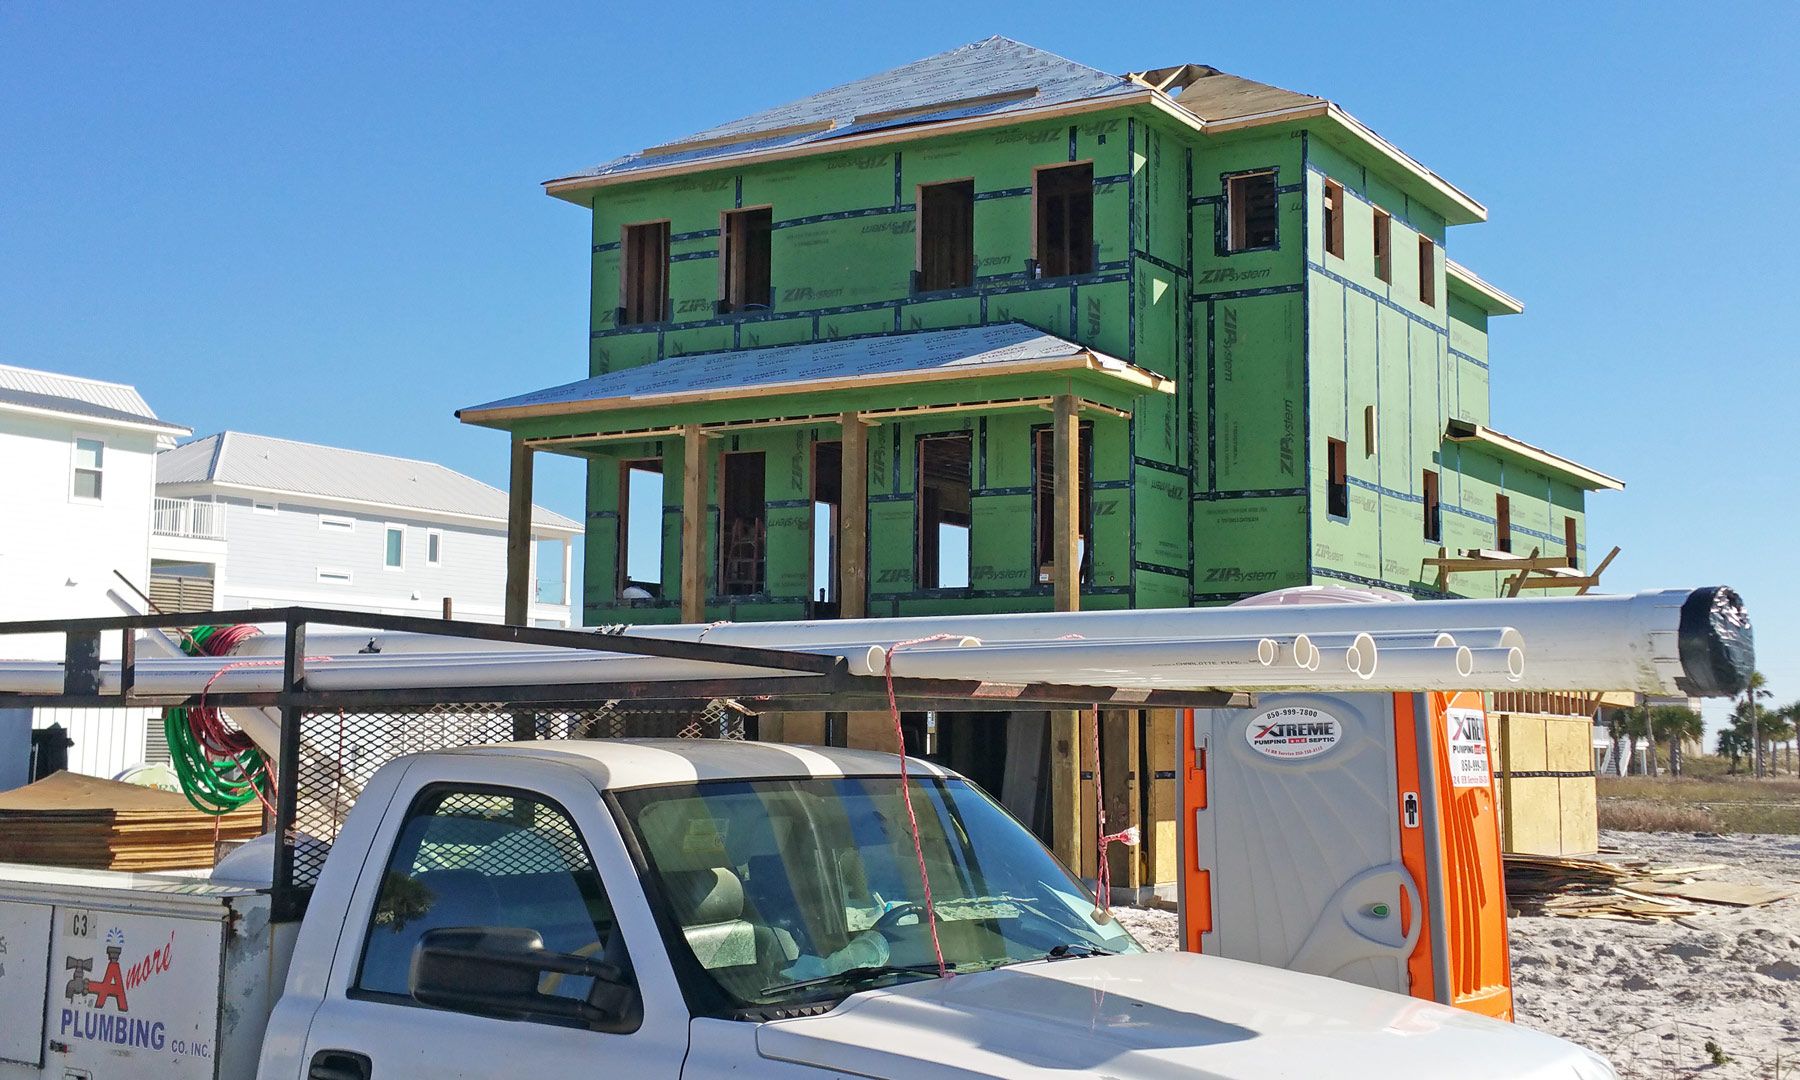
[1178,588,1514,1019]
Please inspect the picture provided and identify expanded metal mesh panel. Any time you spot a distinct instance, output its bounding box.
[284,699,746,895]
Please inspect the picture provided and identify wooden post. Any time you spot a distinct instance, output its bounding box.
[441,597,453,620]
[503,440,534,625]
[839,412,868,619]
[1049,395,1084,871]
[681,424,708,623]
[1051,394,1080,613]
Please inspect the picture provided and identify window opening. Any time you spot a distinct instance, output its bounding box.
[1227,170,1278,252]
[917,434,972,589]
[1034,164,1093,278]
[721,208,772,313]
[621,221,670,325]
[918,180,976,291]
[619,460,665,598]
[719,452,767,595]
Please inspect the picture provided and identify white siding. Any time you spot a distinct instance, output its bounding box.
[30,706,160,779]
[0,411,159,659]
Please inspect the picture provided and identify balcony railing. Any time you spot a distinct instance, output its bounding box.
[152,496,226,540]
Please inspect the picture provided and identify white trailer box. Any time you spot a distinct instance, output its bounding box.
[0,864,291,1080]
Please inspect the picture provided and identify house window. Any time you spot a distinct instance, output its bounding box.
[384,525,405,569]
[1495,494,1512,553]
[1322,180,1344,259]
[1563,515,1579,569]
[1034,163,1093,278]
[917,433,972,589]
[426,529,443,567]
[1226,170,1278,252]
[1032,422,1094,584]
[1373,208,1392,283]
[618,460,664,596]
[319,513,353,530]
[317,567,353,585]
[720,207,772,313]
[918,179,975,292]
[1326,438,1349,519]
[1423,470,1441,543]
[620,221,670,325]
[719,452,766,595]
[1418,236,1436,306]
[71,438,104,500]
[811,441,842,611]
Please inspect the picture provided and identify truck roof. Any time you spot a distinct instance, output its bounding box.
[432,737,952,791]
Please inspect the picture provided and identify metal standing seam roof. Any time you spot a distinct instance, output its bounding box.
[554,37,1141,184]
[457,323,1172,422]
[156,432,582,532]
[0,363,188,434]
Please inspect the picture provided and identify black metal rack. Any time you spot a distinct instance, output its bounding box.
[0,607,1232,919]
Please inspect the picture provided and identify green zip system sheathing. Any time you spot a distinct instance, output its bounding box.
[475,105,1607,624]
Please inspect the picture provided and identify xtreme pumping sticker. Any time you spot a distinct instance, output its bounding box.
[1245,705,1343,760]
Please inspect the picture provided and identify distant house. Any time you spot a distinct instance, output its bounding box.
[0,363,188,785]
[153,432,582,627]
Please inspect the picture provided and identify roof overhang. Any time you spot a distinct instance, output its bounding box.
[461,347,1170,427]
[1444,420,1623,491]
[1446,260,1524,315]
[154,478,583,537]
[0,398,190,438]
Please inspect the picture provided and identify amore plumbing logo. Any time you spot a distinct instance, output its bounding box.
[59,925,177,1051]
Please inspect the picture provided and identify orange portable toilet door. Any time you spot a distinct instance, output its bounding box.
[1396,690,1514,1019]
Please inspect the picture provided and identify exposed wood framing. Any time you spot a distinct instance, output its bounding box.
[839,412,869,620]
[680,424,708,622]
[1052,394,1080,613]
[1506,546,1620,596]
[503,440,534,625]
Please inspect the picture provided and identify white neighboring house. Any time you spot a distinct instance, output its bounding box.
[0,363,189,786]
[152,431,581,627]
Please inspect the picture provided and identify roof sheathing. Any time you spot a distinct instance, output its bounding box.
[546,38,1485,226]
[1447,260,1525,315]
[1445,420,1623,492]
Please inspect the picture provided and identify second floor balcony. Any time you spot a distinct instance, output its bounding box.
[152,496,225,541]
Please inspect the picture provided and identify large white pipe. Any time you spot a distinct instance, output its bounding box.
[610,587,1746,697]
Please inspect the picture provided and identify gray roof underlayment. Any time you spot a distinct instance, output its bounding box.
[457,323,1169,420]
[554,37,1142,183]
[0,363,189,434]
[156,431,581,533]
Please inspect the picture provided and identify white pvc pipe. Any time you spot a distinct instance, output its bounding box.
[1373,645,1476,681]
[1465,646,1527,682]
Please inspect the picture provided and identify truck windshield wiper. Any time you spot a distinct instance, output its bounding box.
[762,962,951,997]
[1045,941,1116,959]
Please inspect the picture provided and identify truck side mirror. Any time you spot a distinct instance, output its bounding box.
[410,927,638,1033]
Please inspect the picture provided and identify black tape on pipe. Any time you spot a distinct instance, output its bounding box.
[1676,586,1754,697]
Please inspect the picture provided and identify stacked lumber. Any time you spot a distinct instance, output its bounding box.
[0,771,261,872]
[1505,852,1793,922]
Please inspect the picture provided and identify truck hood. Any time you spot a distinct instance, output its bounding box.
[756,952,1613,1079]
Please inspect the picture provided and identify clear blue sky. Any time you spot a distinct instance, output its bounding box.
[4,3,1795,729]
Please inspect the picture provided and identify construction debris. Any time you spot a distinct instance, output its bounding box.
[1504,851,1794,923]
[0,770,260,872]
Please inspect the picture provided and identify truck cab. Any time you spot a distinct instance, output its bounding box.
[258,739,1614,1080]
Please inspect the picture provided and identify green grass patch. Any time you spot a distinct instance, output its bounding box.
[1597,761,1800,834]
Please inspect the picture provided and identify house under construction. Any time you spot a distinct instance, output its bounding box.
[459,38,1623,883]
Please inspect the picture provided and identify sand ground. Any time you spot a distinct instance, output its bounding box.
[1112,829,1800,1079]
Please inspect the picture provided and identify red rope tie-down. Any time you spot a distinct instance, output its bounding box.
[193,646,331,815]
[1089,705,1140,917]
[882,633,964,980]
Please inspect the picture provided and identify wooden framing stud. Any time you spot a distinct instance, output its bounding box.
[503,440,534,625]
[839,411,869,620]
[680,424,708,623]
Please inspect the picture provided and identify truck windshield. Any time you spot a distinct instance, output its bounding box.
[614,774,1139,1011]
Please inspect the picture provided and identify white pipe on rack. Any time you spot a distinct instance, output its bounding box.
[1464,646,1527,682]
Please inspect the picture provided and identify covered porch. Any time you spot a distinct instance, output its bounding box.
[457,323,1174,626]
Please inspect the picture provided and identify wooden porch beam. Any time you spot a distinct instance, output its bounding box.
[680,424,708,623]
[839,412,869,619]
[504,440,534,625]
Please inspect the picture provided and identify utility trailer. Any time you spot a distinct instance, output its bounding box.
[0,589,1752,1078]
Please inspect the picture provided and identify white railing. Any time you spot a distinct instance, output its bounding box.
[152,496,226,540]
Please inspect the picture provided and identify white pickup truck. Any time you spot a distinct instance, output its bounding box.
[0,739,1615,1079]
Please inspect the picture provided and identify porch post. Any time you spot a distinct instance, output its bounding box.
[839,411,868,619]
[504,439,534,625]
[680,424,708,623]
[1049,393,1083,871]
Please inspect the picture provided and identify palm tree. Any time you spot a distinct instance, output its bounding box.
[1651,705,1705,777]
[1761,705,1797,778]
[1743,671,1773,778]
[1719,710,1755,774]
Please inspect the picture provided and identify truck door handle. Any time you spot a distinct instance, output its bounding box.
[308,1050,372,1080]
